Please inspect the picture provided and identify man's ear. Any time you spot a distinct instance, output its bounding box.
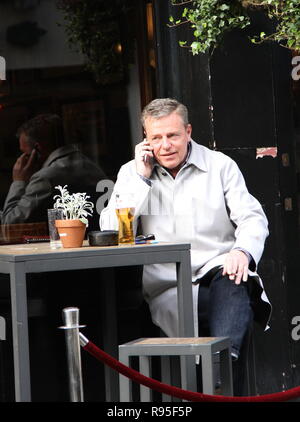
[34,142,41,152]
[187,123,192,141]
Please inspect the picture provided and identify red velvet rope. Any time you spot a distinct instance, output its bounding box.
[82,339,300,402]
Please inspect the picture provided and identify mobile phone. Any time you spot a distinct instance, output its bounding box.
[143,138,154,164]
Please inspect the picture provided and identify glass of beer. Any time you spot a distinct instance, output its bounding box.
[115,192,135,245]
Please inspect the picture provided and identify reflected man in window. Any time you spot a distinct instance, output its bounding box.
[1,114,105,229]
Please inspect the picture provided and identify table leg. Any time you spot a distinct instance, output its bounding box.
[176,250,194,337]
[10,263,31,402]
[176,250,197,396]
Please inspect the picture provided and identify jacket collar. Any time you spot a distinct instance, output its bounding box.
[185,140,208,172]
[42,144,79,167]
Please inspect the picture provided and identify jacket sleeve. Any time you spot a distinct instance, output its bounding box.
[222,156,269,269]
[2,175,52,225]
[99,162,151,233]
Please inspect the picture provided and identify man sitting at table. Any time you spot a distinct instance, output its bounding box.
[100,98,272,395]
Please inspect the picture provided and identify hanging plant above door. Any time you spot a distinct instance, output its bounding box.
[168,0,300,55]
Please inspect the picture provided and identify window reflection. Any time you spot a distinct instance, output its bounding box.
[0,1,150,245]
[1,113,106,242]
[0,0,156,402]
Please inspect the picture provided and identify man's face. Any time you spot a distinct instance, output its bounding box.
[19,132,34,155]
[144,111,192,176]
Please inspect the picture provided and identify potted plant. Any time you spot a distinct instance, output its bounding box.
[53,185,94,248]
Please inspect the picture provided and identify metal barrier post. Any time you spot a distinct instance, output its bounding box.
[60,307,85,402]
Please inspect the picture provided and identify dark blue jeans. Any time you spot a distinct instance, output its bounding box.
[197,267,254,359]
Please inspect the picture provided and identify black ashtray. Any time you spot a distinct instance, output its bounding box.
[88,230,118,246]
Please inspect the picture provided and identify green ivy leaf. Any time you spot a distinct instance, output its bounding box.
[220,4,230,11]
[169,0,300,55]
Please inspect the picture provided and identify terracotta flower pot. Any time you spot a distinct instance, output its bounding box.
[55,219,86,248]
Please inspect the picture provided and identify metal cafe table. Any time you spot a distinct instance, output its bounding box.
[0,240,194,402]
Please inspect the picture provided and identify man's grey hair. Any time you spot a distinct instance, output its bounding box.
[141,98,189,127]
[16,114,64,148]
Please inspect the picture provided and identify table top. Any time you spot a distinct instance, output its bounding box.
[0,240,191,262]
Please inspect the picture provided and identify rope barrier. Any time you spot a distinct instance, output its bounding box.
[81,337,300,402]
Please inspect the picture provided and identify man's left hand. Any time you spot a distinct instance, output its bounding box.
[222,249,249,285]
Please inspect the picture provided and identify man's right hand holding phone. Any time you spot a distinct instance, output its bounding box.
[135,138,154,179]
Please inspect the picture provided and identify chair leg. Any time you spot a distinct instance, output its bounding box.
[139,356,152,402]
[201,351,214,394]
[119,353,132,402]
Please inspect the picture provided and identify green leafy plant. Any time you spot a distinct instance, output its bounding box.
[247,0,300,50]
[168,0,300,55]
[56,0,134,84]
[53,185,94,225]
[169,0,250,55]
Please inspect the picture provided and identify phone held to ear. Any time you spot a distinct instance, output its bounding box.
[142,137,156,165]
